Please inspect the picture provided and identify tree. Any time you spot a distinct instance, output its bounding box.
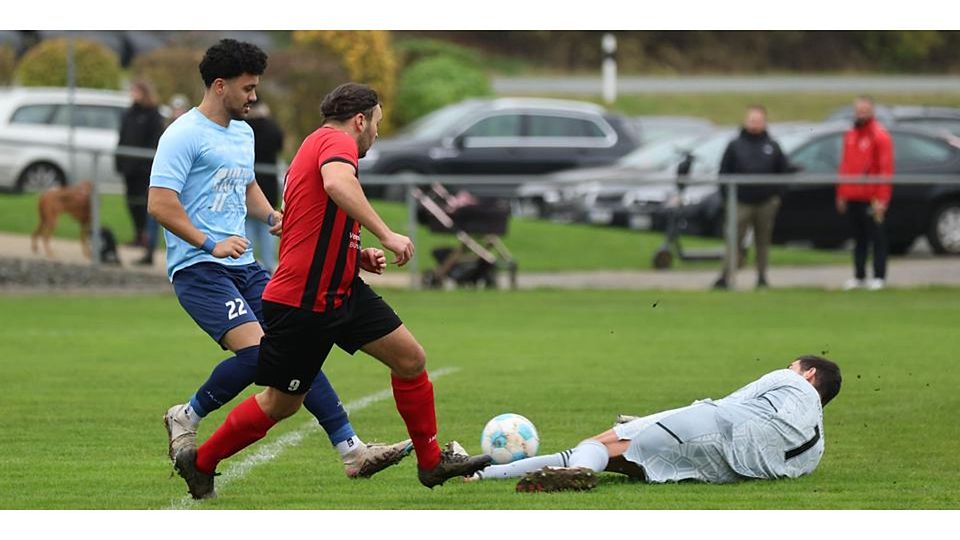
[16,38,121,89]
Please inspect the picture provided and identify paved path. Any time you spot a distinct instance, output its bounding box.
[2,232,958,291]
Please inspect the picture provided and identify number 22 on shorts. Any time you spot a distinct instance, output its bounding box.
[225,298,248,320]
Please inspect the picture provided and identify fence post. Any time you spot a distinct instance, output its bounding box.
[724,178,738,289]
[90,150,102,266]
[406,179,420,290]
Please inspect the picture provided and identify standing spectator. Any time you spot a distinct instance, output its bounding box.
[713,105,791,290]
[116,79,164,249]
[244,101,284,272]
[836,96,894,291]
[137,94,192,266]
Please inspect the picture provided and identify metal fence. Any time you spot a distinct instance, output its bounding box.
[3,137,959,290]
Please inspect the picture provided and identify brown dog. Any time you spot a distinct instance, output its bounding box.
[31,181,93,259]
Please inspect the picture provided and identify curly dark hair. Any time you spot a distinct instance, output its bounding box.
[199,39,268,88]
[796,355,842,407]
[320,83,379,123]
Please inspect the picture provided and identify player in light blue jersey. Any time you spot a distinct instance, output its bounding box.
[466,355,841,492]
[148,40,411,494]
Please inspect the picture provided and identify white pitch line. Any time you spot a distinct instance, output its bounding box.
[166,366,460,509]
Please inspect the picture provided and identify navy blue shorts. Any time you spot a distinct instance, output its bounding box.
[172,262,271,348]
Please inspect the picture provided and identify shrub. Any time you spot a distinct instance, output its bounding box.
[292,31,397,134]
[0,45,15,86]
[129,47,206,105]
[15,38,121,89]
[393,55,492,126]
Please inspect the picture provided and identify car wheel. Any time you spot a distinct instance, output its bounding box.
[16,162,66,193]
[927,201,960,255]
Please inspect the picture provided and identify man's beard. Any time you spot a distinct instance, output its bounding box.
[854,117,870,127]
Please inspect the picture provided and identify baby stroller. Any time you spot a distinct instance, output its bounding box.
[414,183,518,289]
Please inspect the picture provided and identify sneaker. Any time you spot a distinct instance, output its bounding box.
[163,403,197,462]
[867,278,886,290]
[417,440,493,489]
[757,276,769,289]
[712,277,728,290]
[843,278,866,291]
[172,447,217,500]
[344,439,414,479]
[516,466,599,493]
[615,414,639,425]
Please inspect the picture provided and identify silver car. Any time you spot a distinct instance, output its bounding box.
[0,87,130,192]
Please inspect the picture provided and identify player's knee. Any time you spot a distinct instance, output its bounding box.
[393,344,426,378]
[257,389,304,421]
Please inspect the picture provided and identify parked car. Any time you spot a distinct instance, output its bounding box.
[676,124,960,254]
[631,115,715,145]
[0,87,131,192]
[359,97,641,199]
[827,104,960,138]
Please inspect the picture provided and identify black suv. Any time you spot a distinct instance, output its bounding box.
[360,98,640,198]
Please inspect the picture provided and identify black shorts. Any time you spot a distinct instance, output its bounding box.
[256,279,403,395]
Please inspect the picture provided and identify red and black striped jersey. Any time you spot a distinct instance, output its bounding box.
[263,126,361,313]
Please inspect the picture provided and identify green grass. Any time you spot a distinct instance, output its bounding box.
[0,193,848,271]
[0,288,957,509]
[566,92,960,125]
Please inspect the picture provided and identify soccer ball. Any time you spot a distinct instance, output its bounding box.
[480,413,540,464]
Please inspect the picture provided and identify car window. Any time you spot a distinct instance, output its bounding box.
[50,105,123,131]
[10,104,57,125]
[463,115,522,138]
[526,115,606,137]
[892,133,953,165]
[791,134,843,173]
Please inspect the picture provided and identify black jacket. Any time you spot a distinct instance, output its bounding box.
[719,129,791,204]
[246,116,285,208]
[115,103,164,177]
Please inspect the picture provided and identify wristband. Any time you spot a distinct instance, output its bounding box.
[267,213,275,226]
[201,237,216,254]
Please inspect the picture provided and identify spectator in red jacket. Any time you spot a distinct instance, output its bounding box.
[836,96,894,291]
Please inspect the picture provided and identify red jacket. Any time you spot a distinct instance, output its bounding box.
[837,118,894,204]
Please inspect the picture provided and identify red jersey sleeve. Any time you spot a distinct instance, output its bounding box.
[318,131,359,172]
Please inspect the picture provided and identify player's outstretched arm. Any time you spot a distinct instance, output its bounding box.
[322,161,414,266]
[148,187,248,259]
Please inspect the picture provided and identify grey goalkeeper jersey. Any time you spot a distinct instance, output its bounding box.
[616,369,825,483]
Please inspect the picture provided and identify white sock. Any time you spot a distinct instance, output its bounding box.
[335,436,365,458]
[475,449,574,480]
[181,403,202,430]
[568,440,609,473]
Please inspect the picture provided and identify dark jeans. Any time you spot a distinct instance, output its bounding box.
[124,172,150,241]
[847,201,887,280]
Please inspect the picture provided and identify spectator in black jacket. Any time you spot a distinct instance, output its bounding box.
[244,101,285,272]
[714,105,792,289]
[116,79,164,248]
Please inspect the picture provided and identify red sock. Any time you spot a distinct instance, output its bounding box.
[392,371,441,470]
[195,395,277,474]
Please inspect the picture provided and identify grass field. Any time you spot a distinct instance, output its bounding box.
[0,288,957,510]
[0,192,848,271]
[600,92,960,125]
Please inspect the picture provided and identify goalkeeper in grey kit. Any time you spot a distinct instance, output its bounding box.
[468,355,841,492]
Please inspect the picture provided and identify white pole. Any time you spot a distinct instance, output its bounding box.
[602,33,617,105]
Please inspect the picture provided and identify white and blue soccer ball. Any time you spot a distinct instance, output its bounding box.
[480,413,540,464]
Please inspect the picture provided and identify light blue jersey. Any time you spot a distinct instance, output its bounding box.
[150,108,256,280]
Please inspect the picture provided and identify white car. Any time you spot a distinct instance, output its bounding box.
[0,87,131,192]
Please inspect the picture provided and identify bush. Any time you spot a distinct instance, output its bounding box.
[15,38,121,89]
[394,38,483,70]
[393,55,492,126]
[259,46,349,158]
[292,31,397,134]
[0,45,15,86]
[129,47,206,105]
